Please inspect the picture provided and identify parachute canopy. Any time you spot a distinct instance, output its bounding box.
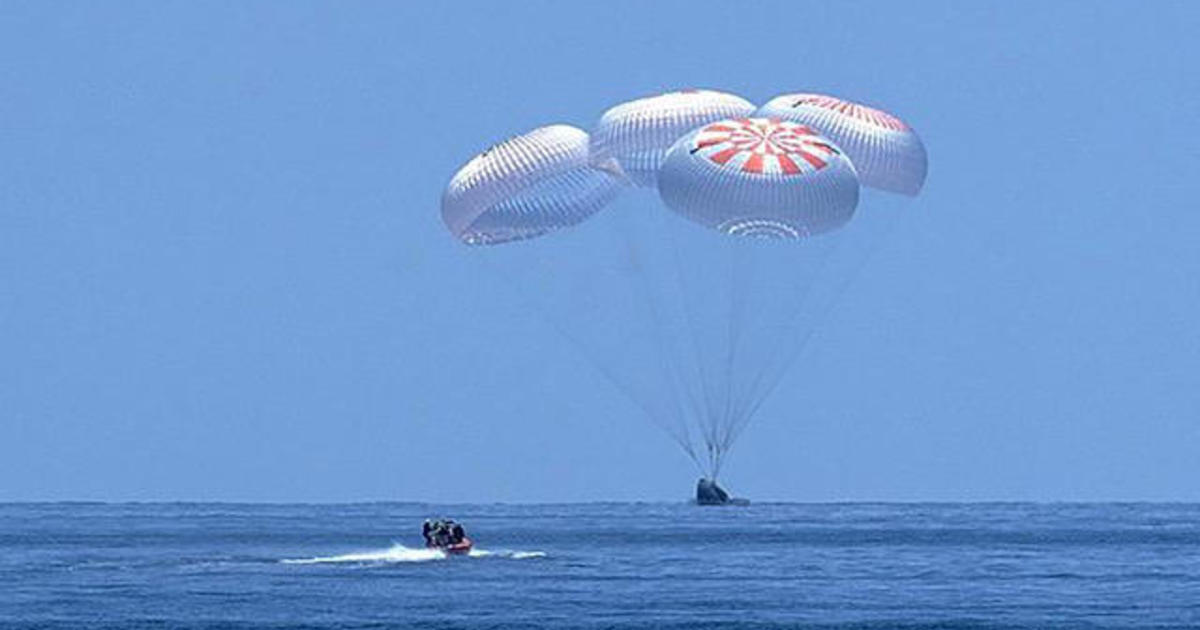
[441,124,624,246]
[756,93,927,196]
[590,89,756,188]
[658,118,859,239]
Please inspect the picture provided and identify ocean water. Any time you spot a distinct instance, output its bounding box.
[1,502,1197,629]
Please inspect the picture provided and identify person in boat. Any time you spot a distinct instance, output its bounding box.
[433,520,451,547]
[422,518,470,549]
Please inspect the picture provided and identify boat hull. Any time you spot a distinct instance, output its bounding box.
[429,537,473,555]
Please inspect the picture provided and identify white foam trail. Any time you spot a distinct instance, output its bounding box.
[281,544,445,565]
[281,544,546,565]
[467,549,547,559]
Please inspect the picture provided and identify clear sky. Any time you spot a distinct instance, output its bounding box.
[2,1,1197,502]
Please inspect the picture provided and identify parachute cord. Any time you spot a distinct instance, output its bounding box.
[705,439,715,480]
[615,203,700,462]
[481,251,702,471]
[658,210,713,448]
[665,215,724,468]
[716,239,749,464]
[724,235,841,442]
[731,210,906,444]
[625,242,694,458]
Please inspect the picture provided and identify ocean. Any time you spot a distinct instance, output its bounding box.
[1,502,1197,628]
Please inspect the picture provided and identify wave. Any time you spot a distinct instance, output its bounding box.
[467,549,546,560]
[281,544,545,565]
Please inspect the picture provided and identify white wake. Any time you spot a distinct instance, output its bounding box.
[281,543,545,565]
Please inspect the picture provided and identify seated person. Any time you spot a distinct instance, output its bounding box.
[422,518,469,547]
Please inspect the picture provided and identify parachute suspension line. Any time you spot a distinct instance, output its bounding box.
[664,215,726,478]
[614,203,703,467]
[625,244,696,463]
[723,235,841,441]
[732,264,857,446]
[731,210,906,444]
[714,238,750,478]
[481,253,702,472]
[653,207,713,454]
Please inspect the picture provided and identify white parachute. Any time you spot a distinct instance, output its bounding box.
[756,93,927,196]
[440,90,925,483]
[589,89,755,188]
[441,124,624,245]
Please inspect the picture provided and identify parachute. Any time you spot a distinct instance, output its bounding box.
[440,90,925,485]
[441,124,624,245]
[589,89,755,188]
[658,117,859,238]
[756,93,927,196]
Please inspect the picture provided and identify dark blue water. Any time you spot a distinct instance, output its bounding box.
[2,503,1198,628]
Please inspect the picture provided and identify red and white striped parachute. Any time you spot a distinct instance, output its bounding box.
[658,117,859,239]
[756,93,927,196]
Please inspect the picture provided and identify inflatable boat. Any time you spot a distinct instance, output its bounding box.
[430,537,473,555]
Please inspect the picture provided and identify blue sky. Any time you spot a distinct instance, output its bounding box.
[1,1,1197,502]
